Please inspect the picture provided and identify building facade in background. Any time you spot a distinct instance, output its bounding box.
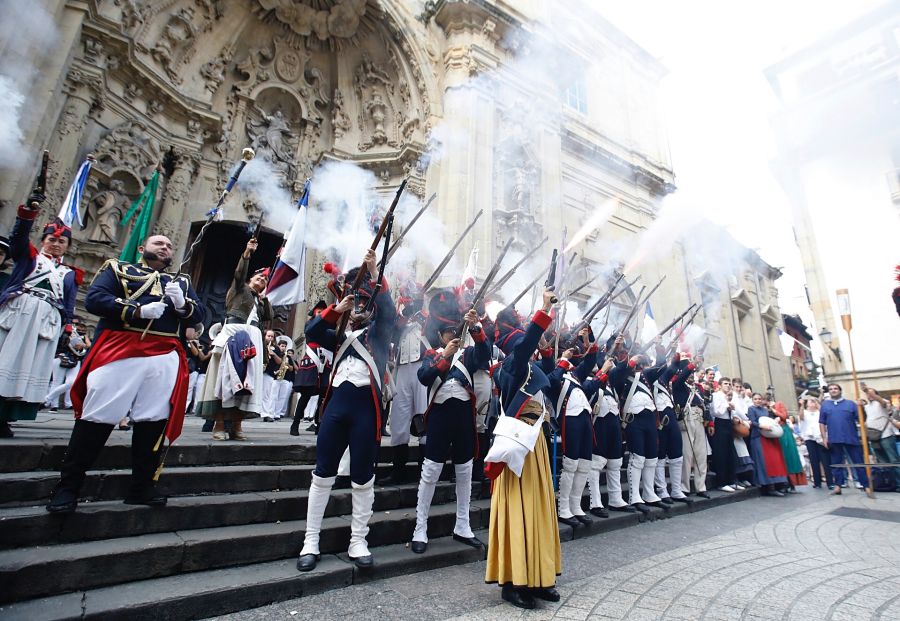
[0,0,796,408]
[767,1,900,398]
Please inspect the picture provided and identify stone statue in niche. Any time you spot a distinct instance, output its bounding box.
[248,106,293,164]
[247,105,297,184]
[354,55,398,151]
[87,180,128,246]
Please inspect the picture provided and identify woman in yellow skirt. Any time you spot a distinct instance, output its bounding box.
[484,290,561,609]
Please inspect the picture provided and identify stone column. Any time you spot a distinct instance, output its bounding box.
[154,152,201,251]
[36,68,105,227]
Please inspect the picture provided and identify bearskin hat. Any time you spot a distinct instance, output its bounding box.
[425,287,462,345]
[494,306,525,355]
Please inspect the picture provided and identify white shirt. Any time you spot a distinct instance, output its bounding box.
[332,356,370,388]
[597,390,620,418]
[865,401,897,439]
[798,409,823,442]
[434,378,471,404]
[711,391,736,420]
[397,322,426,365]
[653,382,674,411]
[626,378,656,415]
[565,386,591,417]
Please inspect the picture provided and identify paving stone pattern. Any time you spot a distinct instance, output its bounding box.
[211,490,900,621]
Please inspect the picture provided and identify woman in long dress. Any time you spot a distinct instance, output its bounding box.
[196,238,272,440]
[773,401,807,491]
[0,201,79,438]
[485,290,561,610]
[745,393,788,496]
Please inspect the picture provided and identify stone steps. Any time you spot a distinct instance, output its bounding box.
[0,488,759,620]
[0,497,492,604]
[0,480,468,549]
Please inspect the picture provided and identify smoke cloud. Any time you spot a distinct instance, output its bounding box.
[0,1,58,170]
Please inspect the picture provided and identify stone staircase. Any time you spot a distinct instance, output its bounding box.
[0,429,758,621]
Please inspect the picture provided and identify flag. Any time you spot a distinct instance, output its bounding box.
[640,302,658,344]
[119,170,160,264]
[265,180,310,307]
[461,246,478,288]
[57,157,93,227]
[776,327,798,357]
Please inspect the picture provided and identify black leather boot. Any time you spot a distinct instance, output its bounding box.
[124,420,168,506]
[47,420,114,513]
[377,443,408,486]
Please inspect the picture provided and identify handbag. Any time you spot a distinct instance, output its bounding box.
[732,418,750,438]
[866,418,890,443]
[484,414,543,477]
[409,413,426,438]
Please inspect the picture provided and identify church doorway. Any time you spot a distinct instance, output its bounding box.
[184,221,292,336]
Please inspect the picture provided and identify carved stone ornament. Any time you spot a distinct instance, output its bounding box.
[354,54,401,151]
[200,45,234,95]
[93,119,162,181]
[253,0,376,50]
[150,7,196,82]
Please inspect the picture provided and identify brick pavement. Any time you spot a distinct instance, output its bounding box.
[208,488,900,621]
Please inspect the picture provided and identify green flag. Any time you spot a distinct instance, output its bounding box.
[119,170,160,263]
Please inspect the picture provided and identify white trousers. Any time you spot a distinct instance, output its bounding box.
[45,360,80,408]
[276,379,293,417]
[390,362,426,446]
[261,375,279,418]
[681,416,708,493]
[81,352,179,425]
[186,371,205,413]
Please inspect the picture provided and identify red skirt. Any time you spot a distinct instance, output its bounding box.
[761,436,788,478]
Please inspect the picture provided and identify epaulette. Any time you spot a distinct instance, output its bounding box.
[90,258,120,286]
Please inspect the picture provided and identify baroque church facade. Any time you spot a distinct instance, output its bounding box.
[0,0,796,407]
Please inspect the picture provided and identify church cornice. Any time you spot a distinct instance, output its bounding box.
[78,12,223,133]
[560,124,676,198]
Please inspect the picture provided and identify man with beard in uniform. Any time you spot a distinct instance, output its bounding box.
[46,235,203,512]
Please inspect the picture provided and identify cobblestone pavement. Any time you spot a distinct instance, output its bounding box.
[209,487,900,621]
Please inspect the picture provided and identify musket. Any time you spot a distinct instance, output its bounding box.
[485,236,548,298]
[568,276,595,300]
[637,304,698,355]
[421,209,483,291]
[456,238,514,339]
[623,276,667,356]
[545,249,559,304]
[593,276,639,336]
[607,284,646,358]
[334,178,408,341]
[364,214,395,313]
[569,272,626,334]
[663,305,703,355]
[30,150,49,209]
[384,192,436,262]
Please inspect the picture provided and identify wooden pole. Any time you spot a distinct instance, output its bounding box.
[845,326,875,499]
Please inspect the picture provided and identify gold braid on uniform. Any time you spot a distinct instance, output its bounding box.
[93,259,164,304]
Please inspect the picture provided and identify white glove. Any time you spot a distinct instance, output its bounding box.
[138,301,167,320]
[165,282,186,309]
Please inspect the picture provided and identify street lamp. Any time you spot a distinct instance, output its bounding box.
[803,359,814,372]
[818,326,842,361]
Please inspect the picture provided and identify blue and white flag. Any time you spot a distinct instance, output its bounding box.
[57,158,93,227]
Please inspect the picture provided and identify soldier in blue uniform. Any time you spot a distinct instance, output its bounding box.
[586,340,626,516]
[546,327,599,527]
[46,235,204,512]
[410,289,489,553]
[608,350,670,514]
[651,349,692,504]
[297,249,397,572]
